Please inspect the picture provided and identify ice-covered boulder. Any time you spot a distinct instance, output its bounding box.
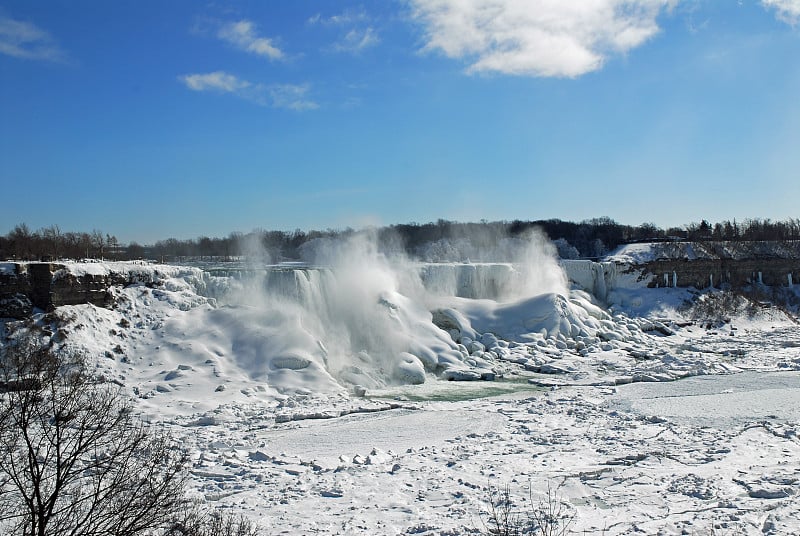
[431,308,478,340]
[394,352,426,384]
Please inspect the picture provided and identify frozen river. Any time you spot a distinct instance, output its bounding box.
[612,370,800,427]
[261,372,800,467]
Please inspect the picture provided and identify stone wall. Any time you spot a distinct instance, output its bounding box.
[637,258,800,289]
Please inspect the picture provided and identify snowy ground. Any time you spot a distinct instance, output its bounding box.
[2,248,800,535]
[160,327,800,535]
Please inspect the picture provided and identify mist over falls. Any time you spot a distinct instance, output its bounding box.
[187,229,607,393]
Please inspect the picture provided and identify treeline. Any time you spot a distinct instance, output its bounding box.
[150,229,342,262]
[2,217,800,262]
[0,224,122,261]
[682,218,800,242]
[387,217,800,259]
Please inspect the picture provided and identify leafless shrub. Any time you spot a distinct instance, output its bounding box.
[527,481,574,536]
[165,501,261,536]
[483,484,525,536]
[481,480,574,536]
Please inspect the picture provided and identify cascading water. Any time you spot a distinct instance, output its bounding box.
[417,263,519,300]
[184,228,606,392]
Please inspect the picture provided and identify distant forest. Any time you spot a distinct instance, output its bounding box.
[2,217,800,262]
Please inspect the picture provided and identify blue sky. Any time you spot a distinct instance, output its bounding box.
[1,0,799,244]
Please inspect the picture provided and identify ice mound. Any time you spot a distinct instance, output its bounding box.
[453,292,609,341]
[136,284,468,395]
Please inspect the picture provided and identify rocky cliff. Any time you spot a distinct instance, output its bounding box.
[0,262,163,319]
[635,258,799,289]
[0,264,34,318]
[2,255,799,320]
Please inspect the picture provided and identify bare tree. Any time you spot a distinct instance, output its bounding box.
[106,234,119,260]
[41,225,62,260]
[91,230,106,259]
[8,223,33,260]
[78,232,93,259]
[0,343,187,536]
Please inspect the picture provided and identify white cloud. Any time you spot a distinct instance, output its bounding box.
[307,9,369,26]
[334,27,380,53]
[180,71,318,111]
[268,84,320,111]
[0,15,65,61]
[180,71,250,93]
[409,0,675,78]
[762,0,800,25]
[308,9,379,54]
[218,20,283,60]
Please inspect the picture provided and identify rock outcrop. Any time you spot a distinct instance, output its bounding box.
[0,263,145,318]
[0,265,33,318]
[2,254,799,320]
[635,258,799,289]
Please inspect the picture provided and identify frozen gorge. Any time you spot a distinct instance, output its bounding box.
[2,231,800,534]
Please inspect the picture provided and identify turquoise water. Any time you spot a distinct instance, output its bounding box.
[370,377,543,403]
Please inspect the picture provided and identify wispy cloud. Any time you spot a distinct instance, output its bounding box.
[0,15,66,62]
[307,9,369,26]
[409,0,676,78]
[268,84,319,111]
[762,0,800,25]
[333,27,380,53]
[308,9,379,54]
[179,71,318,111]
[217,19,283,60]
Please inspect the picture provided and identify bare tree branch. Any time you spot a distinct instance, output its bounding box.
[0,341,187,536]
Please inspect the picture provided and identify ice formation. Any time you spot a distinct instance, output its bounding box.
[3,230,670,401]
